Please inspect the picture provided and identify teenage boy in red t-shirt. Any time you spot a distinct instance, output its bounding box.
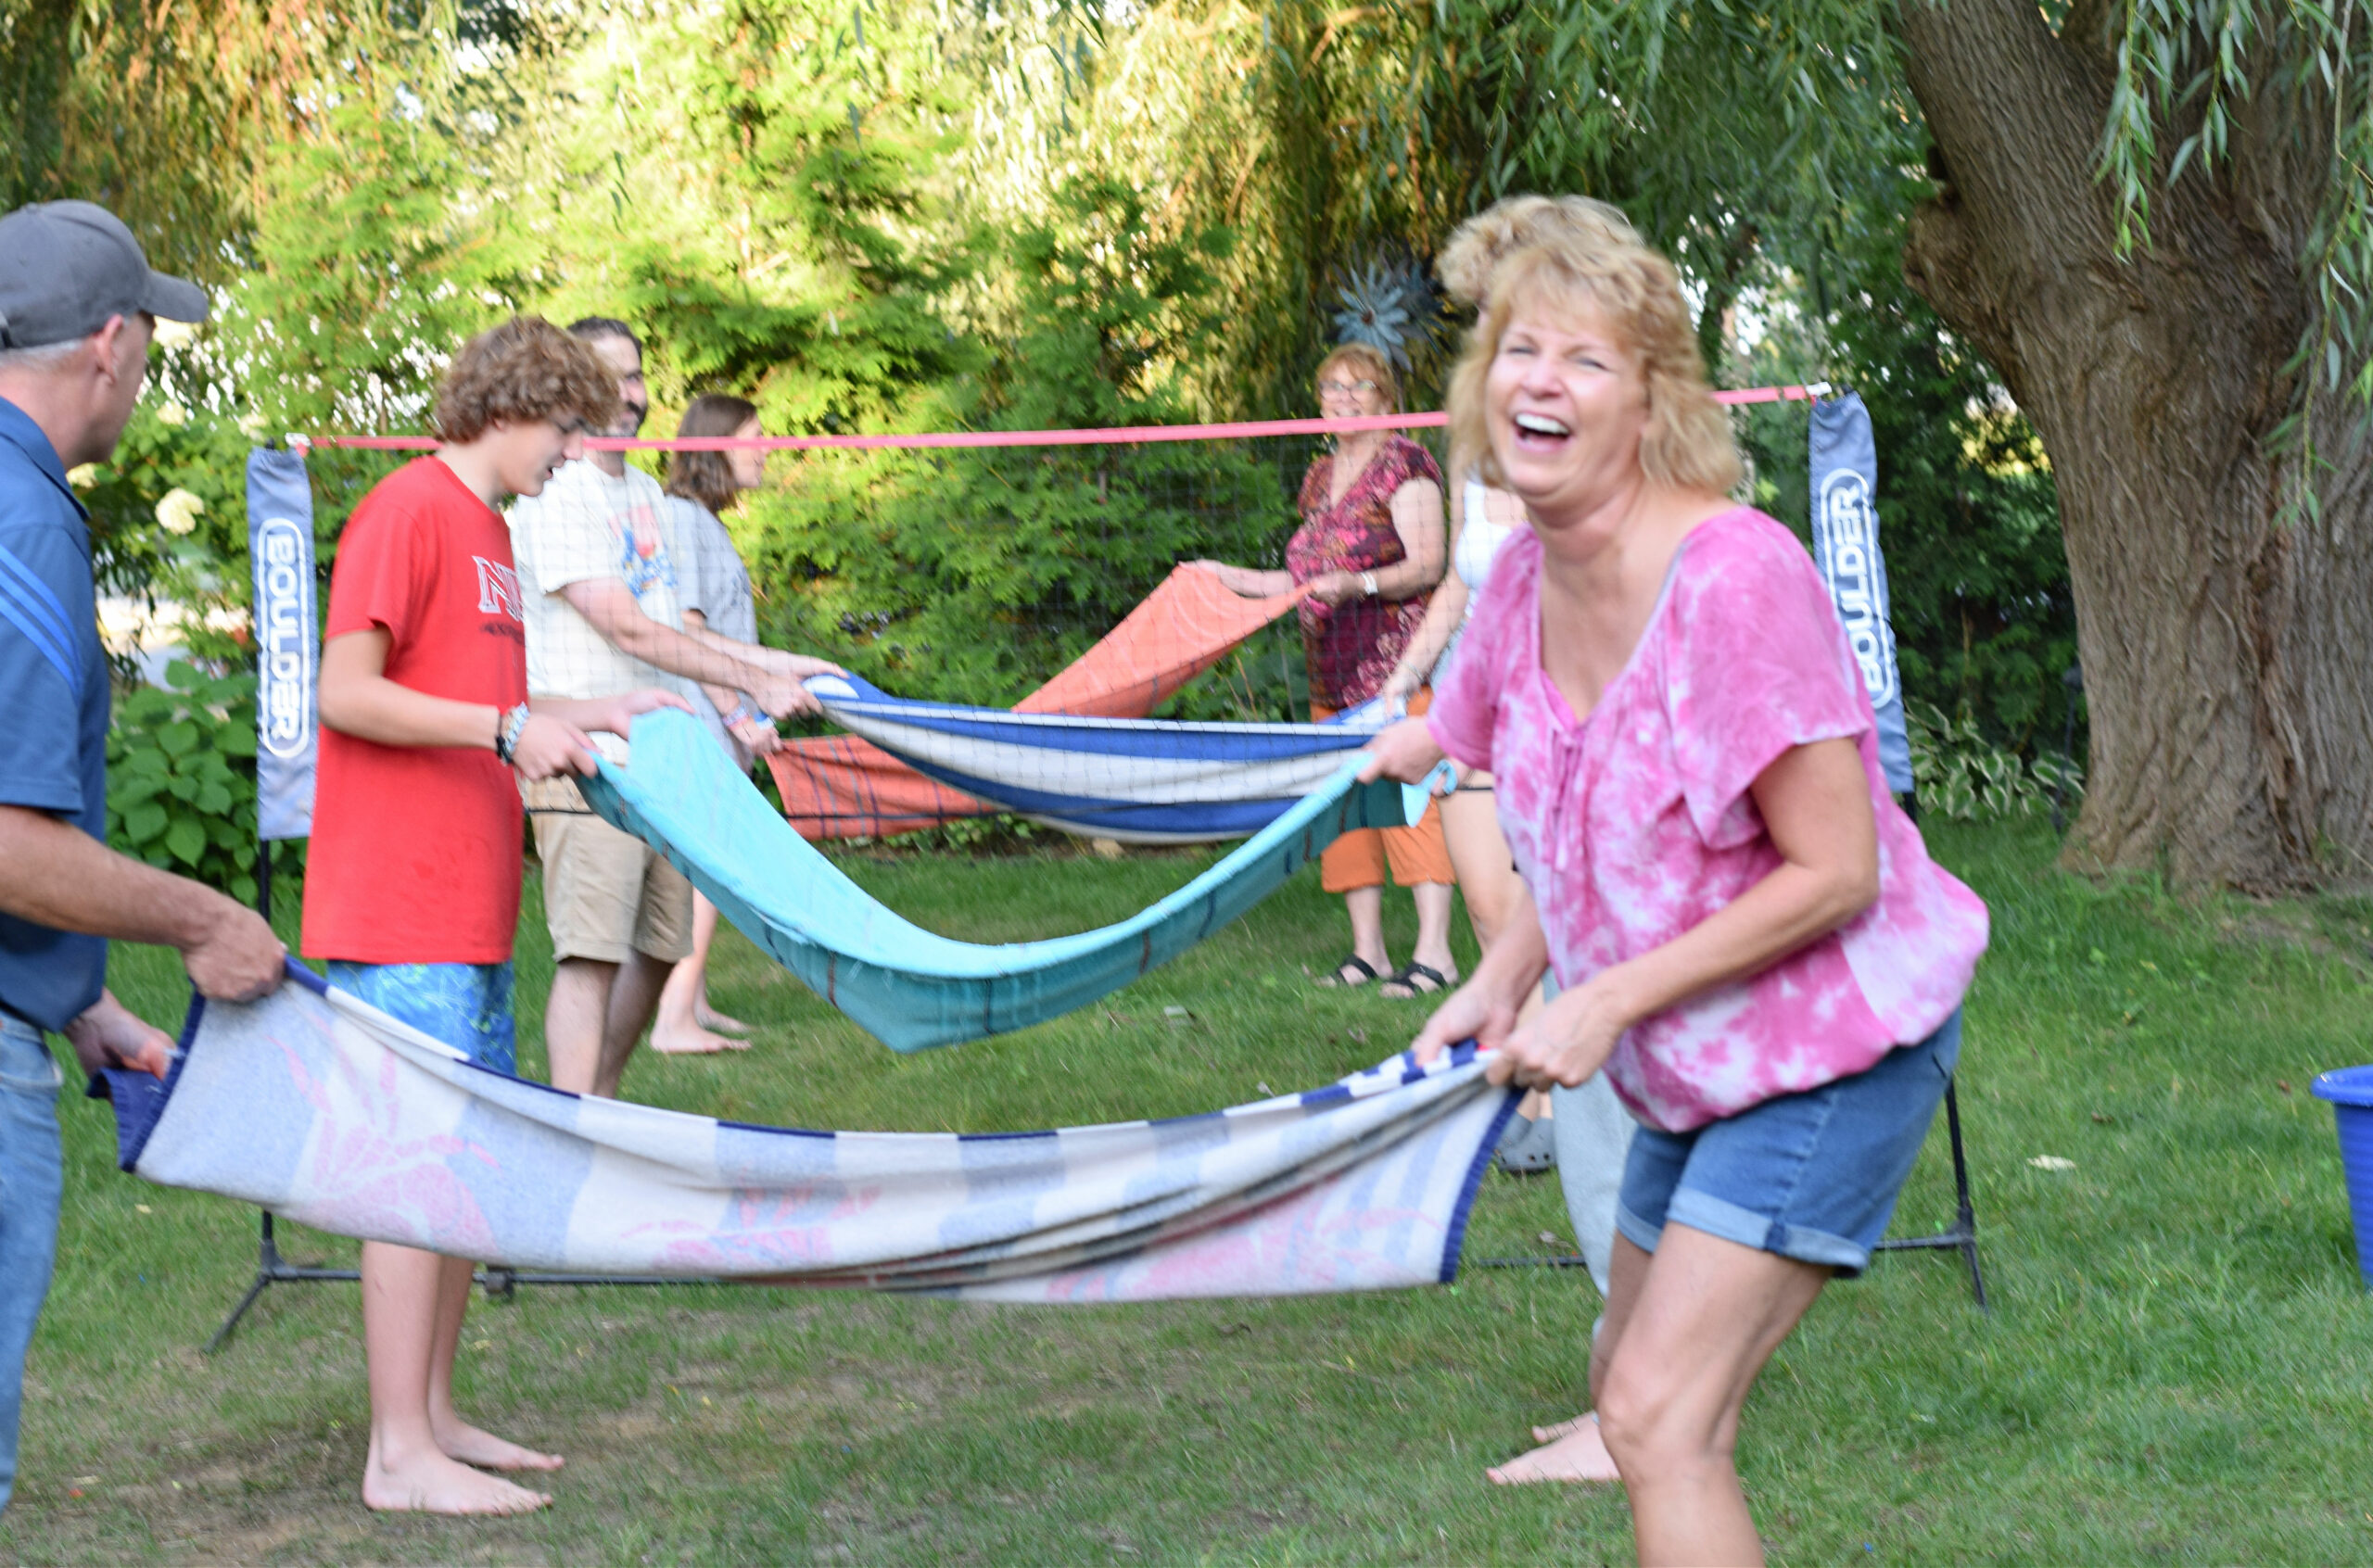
[304,317,688,1515]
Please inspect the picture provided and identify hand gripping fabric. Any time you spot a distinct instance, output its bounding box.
[95,966,1517,1298]
[577,709,1410,1050]
[802,673,1395,843]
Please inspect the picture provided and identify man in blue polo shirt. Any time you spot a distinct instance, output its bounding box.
[0,201,286,1515]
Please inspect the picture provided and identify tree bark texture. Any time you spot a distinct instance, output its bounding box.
[1897,0,2373,888]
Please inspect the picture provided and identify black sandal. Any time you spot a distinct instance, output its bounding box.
[1313,954,1379,989]
[1379,962,1454,999]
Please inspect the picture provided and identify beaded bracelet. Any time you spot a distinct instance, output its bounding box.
[493,703,532,764]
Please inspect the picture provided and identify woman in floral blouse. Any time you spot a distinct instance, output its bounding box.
[1192,343,1455,997]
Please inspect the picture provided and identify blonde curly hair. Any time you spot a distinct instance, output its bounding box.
[1445,229,1741,497]
[1436,195,1640,309]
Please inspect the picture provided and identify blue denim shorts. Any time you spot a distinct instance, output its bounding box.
[1616,1009,1962,1276]
[325,960,516,1076]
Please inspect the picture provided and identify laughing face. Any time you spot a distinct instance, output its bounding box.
[1483,303,1651,526]
[1316,363,1389,420]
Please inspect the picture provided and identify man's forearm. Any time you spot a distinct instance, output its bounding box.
[677,620,783,675]
[574,603,777,692]
[0,805,235,950]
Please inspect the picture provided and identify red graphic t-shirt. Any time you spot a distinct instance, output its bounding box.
[301,457,530,964]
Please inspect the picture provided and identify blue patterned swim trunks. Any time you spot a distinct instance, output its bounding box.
[324,960,517,1076]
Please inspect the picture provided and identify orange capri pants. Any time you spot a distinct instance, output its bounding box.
[1313,688,1454,894]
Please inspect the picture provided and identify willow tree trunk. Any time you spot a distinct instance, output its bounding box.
[1896,0,2373,889]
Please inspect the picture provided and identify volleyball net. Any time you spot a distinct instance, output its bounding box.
[289,390,1838,845]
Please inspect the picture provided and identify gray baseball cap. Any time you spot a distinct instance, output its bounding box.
[0,200,209,350]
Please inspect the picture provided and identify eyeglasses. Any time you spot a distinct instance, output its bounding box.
[1317,378,1378,397]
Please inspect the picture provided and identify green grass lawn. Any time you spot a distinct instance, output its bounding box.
[4,819,2373,1563]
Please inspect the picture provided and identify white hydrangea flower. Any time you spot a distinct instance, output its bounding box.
[156,487,207,536]
[156,400,189,427]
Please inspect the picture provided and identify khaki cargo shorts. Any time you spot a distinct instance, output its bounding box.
[529,787,693,965]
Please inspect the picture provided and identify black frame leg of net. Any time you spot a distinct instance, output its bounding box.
[1471,1081,1987,1308]
[203,1209,358,1355]
[1869,1076,1988,1309]
[201,841,351,1354]
[202,1210,718,1354]
[202,841,718,1354]
[1478,795,1991,1309]
[1870,791,1990,1309]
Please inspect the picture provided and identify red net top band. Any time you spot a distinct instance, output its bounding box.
[295,386,1830,452]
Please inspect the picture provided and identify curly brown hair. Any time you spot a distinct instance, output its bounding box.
[665,394,761,515]
[432,316,621,445]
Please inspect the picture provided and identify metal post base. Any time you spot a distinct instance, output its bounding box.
[1477,1078,1989,1310]
[204,1211,723,1352]
[470,1268,718,1301]
[203,1211,360,1353]
[1872,1077,1989,1310]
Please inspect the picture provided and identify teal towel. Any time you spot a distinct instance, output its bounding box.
[578,710,1409,1050]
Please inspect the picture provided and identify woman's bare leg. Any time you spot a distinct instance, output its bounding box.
[1341,885,1390,979]
[1406,880,1459,980]
[651,894,744,1054]
[361,1242,550,1514]
[1440,784,1518,951]
[1593,1225,1830,1566]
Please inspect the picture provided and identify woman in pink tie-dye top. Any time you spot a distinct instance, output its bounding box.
[1361,231,1986,1561]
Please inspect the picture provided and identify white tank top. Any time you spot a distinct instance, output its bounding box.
[1455,476,1521,592]
[1433,477,1524,683]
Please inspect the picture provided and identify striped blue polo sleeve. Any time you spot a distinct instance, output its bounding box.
[0,516,95,816]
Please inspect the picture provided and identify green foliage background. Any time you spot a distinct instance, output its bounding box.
[17,0,2091,852]
[104,661,263,903]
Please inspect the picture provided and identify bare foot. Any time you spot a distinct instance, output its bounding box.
[696,1004,752,1036]
[1487,1413,1621,1485]
[363,1436,552,1514]
[435,1416,565,1473]
[648,1025,747,1055]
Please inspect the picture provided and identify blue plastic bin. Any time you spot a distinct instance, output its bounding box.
[2311,1065,2373,1290]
